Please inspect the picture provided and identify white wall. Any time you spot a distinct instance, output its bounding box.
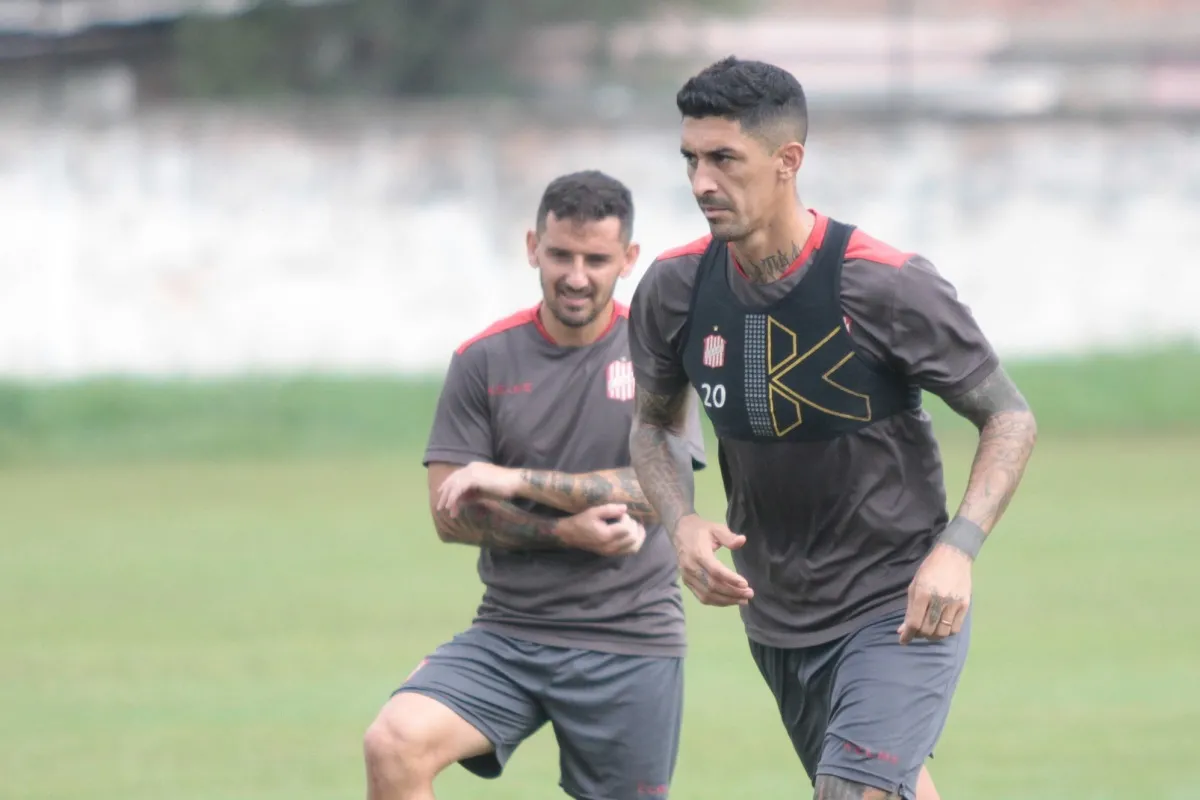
[2,107,1197,378]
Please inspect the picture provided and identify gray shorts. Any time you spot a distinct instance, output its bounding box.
[750,608,971,800]
[393,626,684,799]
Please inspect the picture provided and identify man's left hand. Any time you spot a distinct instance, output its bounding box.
[898,543,973,644]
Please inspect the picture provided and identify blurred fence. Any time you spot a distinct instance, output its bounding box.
[1,102,1197,378]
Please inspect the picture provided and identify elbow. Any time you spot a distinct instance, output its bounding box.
[982,407,1039,450]
[1012,404,1038,439]
[429,512,458,544]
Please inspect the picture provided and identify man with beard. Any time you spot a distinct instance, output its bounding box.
[363,170,707,800]
[627,57,1038,800]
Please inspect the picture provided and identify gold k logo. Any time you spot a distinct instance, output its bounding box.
[767,317,872,436]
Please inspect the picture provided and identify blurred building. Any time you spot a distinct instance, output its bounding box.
[1,1,1197,377]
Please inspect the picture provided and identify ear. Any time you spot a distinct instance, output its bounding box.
[777,141,805,181]
[620,242,640,279]
[525,229,540,268]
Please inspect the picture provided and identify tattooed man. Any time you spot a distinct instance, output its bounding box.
[364,170,707,800]
[628,57,1038,800]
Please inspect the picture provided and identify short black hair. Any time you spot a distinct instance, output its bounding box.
[676,56,808,145]
[536,170,634,241]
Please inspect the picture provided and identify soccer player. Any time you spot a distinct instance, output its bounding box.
[627,57,1038,800]
[363,170,707,800]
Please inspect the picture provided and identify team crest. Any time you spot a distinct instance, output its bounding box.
[606,359,636,402]
[702,332,726,369]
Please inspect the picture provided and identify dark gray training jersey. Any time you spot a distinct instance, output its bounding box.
[628,210,998,649]
[424,303,707,657]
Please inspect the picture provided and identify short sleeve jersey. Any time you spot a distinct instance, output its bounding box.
[628,210,998,648]
[424,303,707,657]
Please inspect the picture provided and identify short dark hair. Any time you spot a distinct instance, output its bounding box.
[536,170,634,241]
[676,56,808,145]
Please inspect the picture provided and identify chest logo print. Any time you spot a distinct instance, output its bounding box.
[702,327,726,369]
[745,315,872,437]
[606,359,636,402]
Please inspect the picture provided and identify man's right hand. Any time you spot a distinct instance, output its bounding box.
[555,504,647,556]
[672,514,754,606]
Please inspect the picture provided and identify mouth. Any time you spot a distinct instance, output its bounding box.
[558,295,592,311]
[701,206,730,219]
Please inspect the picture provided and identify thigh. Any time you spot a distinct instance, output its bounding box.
[748,639,834,784]
[392,627,548,779]
[544,650,685,799]
[817,610,972,800]
[368,692,493,774]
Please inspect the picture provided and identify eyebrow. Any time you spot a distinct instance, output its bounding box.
[547,246,611,258]
[680,146,738,159]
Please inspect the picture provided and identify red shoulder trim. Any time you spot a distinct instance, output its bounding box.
[845,229,911,269]
[455,306,539,355]
[654,235,711,263]
[614,301,630,318]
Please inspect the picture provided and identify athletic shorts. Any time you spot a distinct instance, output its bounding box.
[750,607,971,800]
[393,626,685,799]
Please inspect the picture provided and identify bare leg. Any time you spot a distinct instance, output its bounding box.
[915,765,940,800]
[813,774,900,799]
[363,693,493,800]
[813,768,940,800]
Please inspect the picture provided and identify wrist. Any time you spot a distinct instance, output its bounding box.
[668,510,699,541]
[937,517,987,561]
[550,515,577,546]
[514,468,541,498]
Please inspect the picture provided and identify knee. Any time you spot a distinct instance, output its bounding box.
[813,774,899,799]
[363,704,437,782]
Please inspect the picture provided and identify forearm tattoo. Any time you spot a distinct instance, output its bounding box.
[433,497,565,551]
[740,241,801,283]
[814,774,900,800]
[519,467,658,523]
[941,366,1038,548]
[628,386,697,539]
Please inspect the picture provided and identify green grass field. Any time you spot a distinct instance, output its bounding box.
[2,349,1199,799]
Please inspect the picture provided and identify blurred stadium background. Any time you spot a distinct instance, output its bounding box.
[2,1,1198,798]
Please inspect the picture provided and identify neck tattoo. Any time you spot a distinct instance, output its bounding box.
[742,242,801,283]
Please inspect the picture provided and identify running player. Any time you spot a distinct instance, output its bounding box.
[363,170,707,800]
[627,57,1038,800]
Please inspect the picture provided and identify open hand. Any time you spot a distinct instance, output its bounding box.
[672,514,754,606]
[898,543,972,644]
[436,462,521,516]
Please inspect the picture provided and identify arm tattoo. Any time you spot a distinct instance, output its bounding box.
[519,467,659,523]
[432,498,566,551]
[939,366,1038,553]
[814,774,900,800]
[740,241,801,283]
[628,385,697,539]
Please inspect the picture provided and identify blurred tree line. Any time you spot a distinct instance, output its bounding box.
[173,0,739,97]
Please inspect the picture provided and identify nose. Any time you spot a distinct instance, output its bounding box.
[563,259,590,291]
[690,163,719,199]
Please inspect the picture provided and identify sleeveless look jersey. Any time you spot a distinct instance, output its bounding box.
[628,211,999,647]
